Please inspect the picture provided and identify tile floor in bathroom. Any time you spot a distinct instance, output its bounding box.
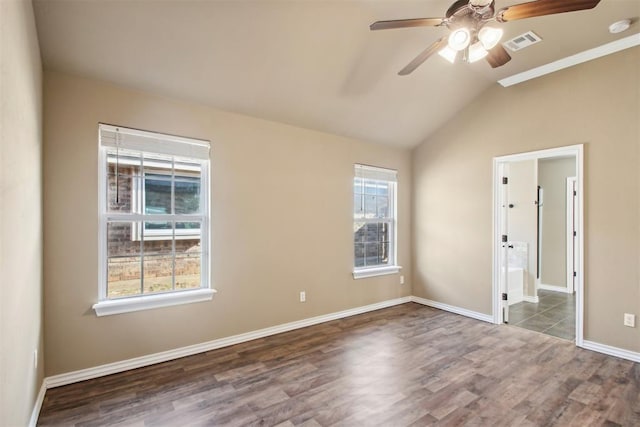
[508,289,576,340]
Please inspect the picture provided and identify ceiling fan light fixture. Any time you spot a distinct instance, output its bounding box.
[468,41,489,63]
[478,26,503,50]
[438,46,458,63]
[448,28,471,51]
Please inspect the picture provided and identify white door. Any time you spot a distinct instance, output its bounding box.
[500,165,509,323]
[566,177,577,294]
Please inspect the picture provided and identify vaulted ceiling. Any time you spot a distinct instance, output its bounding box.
[33,0,639,147]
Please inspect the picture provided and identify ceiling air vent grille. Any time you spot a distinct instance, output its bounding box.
[504,31,542,52]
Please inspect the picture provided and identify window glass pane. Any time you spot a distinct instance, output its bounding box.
[176,221,200,234]
[379,222,389,243]
[144,219,172,235]
[145,174,172,215]
[364,180,377,195]
[107,221,140,257]
[175,252,201,291]
[143,153,172,174]
[364,223,379,243]
[142,222,174,253]
[354,222,366,243]
[353,194,363,218]
[107,256,142,299]
[174,177,201,214]
[380,242,390,264]
[354,243,365,267]
[354,177,363,195]
[175,222,201,290]
[364,243,379,266]
[106,150,140,213]
[377,182,389,196]
[377,196,389,218]
[364,194,376,219]
[143,255,174,295]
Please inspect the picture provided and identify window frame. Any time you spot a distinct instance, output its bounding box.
[352,164,401,279]
[94,124,215,316]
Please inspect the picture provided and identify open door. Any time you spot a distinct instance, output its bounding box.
[500,168,509,323]
[566,177,577,294]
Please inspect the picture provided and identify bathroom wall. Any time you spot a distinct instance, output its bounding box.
[539,157,576,289]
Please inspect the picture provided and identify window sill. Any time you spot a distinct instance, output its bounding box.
[93,288,216,317]
[353,265,402,279]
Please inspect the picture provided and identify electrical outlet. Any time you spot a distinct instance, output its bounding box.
[400,275,405,285]
[34,349,38,369]
[623,313,635,327]
[299,291,306,303]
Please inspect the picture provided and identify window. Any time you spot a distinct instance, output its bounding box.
[353,164,400,279]
[94,124,214,316]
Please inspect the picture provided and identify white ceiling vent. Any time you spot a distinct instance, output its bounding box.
[504,31,542,52]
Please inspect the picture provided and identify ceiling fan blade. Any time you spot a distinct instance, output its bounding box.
[497,0,601,22]
[370,18,444,31]
[485,44,512,68]
[398,37,448,76]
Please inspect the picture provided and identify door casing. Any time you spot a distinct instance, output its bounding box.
[492,144,584,346]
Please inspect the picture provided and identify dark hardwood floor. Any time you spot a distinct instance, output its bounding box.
[38,303,640,426]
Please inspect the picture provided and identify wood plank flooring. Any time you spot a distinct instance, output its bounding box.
[38,303,640,426]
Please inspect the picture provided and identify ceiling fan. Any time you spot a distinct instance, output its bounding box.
[370,0,601,75]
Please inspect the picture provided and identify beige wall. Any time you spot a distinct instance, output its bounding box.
[43,71,412,376]
[539,157,576,288]
[0,0,44,424]
[506,160,537,297]
[413,47,640,352]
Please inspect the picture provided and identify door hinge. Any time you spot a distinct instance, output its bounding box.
[502,293,508,301]
[573,190,577,196]
[502,235,508,243]
[573,231,577,237]
[573,271,577,277]
[502,177,508,185]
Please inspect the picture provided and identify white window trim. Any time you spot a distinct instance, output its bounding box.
[353,265,402,279]
[352,164,401,279]
[96,124,213,315]
[93,288,216,317]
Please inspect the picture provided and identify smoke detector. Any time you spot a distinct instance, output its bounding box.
[609,19,631,34]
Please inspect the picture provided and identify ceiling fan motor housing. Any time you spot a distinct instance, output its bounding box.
[445,0,495,35]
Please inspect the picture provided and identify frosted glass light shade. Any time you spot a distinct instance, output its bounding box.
[478,26,503,50]
[448,28,471,51]
[468,41,489,63]
[438,46,458,63]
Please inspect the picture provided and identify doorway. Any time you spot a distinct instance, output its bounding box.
[492,145,583,345]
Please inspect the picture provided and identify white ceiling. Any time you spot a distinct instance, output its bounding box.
[33,0,639,148]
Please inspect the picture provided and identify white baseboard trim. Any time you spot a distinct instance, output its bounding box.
[581,340,640,363]
[538,284,572,294]
[523,295,540,303]
[45,296,412,389]
[410,296,493,324]
[28,381,47,427]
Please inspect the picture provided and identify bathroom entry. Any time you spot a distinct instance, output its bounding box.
[493,145,583,344]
